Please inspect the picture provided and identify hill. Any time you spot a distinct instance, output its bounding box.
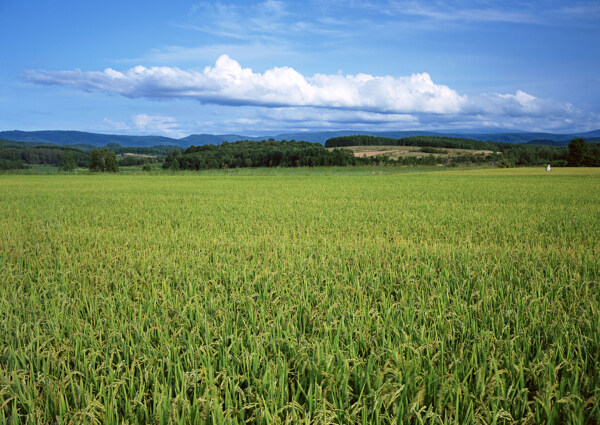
[1,129,599,148]
[0,130,180,148]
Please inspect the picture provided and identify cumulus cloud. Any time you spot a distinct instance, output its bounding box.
[262,107,418,126]
[464,90,577,118]
[25,55,587,132]
[25,55,466,114]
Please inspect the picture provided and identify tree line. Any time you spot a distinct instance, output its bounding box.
[0,140,161,171]
[325,135,600,167]
[0,140,89,170]
[325,135,517,150]
[2,136,599,171]
[163,140,359,170]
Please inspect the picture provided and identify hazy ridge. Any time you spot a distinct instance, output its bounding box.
[1,129,599,148]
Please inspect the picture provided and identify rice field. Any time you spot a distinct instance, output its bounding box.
[1,168,599,424]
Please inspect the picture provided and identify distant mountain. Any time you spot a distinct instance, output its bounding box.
[1,128,598,148]
[272,130,445,144]
[576,129,600,138]
[525,140,568,147]
[0,130,180,148]
[180,134,262,145]
[269,130,600,145]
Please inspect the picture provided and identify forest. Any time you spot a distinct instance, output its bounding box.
[325,135,600,167]
[162,139,359,170]
[325,135,513,150]
[2,136,599,170]
[0,139,89,170]
[0,140,167,170]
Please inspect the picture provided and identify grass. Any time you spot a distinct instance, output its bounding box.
[0,168,599,424]
[2,163,499,177]
[0,164,61,175]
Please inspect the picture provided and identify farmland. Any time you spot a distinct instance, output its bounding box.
[1,168,599,424]
[327,145,498,160]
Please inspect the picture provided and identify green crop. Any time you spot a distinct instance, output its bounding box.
[1,168,599,424]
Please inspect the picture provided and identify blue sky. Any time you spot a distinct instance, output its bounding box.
[1,0,599,137]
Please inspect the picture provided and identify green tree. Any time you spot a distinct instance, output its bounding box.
[89,148,101,171]
[170,158,180,170]
[567,137,587,167]
[89,147,119,172]
[60,152,76,172]
[104,149,119,172]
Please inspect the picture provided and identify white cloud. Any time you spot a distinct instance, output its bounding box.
[128,42,293,66]
[465,90,579,118]
[262,107,418,126]
[99,115,186,137]
[182,1,291,42]
[131,114,185,138]
[388,1,539,24]
[25,54,585,130]
[25,55,467,114]
[371,1,600,26]
[102,118,130,131]
[234,118,261,126]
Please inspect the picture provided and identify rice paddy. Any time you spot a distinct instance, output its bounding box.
[1,168,599,424]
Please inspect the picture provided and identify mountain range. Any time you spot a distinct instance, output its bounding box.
[1,129,599,148]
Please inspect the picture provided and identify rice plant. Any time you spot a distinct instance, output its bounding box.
[1,168,598,424]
